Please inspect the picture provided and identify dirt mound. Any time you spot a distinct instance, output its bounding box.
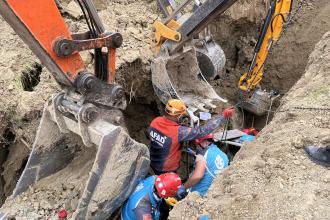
[1,142,95,219]
[170,31,330,220]
[0,0,330,219]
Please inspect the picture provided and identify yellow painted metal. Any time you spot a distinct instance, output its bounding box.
[239,0,292,92]
[152,19,181,53]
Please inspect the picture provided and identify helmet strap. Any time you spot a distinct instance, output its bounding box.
[153,185,162,200]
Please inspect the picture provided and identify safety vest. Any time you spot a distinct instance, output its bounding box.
[121,176,160,220]
[148,117,181,173]
[190,144,229,197]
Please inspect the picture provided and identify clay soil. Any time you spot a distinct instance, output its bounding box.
[0,0,329,219]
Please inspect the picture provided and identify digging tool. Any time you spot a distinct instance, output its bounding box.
[238,0,293,115]
[152,0,239,112]
[0,0,149,219]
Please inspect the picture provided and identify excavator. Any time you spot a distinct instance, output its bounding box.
[238,0,293,115]
[152,0,293,116]
[0,0,150,219]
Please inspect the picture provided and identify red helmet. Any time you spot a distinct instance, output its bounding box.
[155,173,181,198]
[194,133,214,145]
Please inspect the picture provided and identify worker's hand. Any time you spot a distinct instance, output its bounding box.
[175,185,187,201]
[223,107,234,119]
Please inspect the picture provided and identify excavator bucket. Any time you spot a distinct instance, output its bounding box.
[152,43,227,112]
[11,94,150,219]
[151,0,239,111]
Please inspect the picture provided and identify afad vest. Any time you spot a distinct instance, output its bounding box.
[149,117,181,173]
[121,176,159,220]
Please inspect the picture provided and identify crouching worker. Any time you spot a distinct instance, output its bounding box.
[176,134,229,199]
[121,173,182,220]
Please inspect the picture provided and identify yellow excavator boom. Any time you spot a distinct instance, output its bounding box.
[239,0,293,92]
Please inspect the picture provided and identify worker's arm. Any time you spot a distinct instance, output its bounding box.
[178,115,226,142]
[133,198,152,220]
[184,155,206,189]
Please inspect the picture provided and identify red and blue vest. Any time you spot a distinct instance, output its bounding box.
[148,117,181,174]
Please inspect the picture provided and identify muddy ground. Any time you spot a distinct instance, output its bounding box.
[0,0,329,219]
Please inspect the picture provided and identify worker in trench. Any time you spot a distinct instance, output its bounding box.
[148,99,233,175]
[175,133,229,200]
[147,99,232,219]
[121,172,182,220]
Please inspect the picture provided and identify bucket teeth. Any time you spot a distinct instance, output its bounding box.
[12,96,150,219]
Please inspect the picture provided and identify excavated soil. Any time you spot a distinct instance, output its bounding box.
[212,0,330,129]
[0,0,330,219]
[170,30,330,220]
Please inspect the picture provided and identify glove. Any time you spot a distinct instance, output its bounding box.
[223,107,233,119]
[175,185,187,201]
[165,197,178,206]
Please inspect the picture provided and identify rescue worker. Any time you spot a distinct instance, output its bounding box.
[148,99,233,175]
[121,172,181,220]
[305,145,330,167]
[176,133,229,199]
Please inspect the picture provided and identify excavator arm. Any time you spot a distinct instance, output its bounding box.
[0,0,149,219]
[151,0,238,112]
[239,0,293,92]
[0,0,122,87]
[238,0,293,115]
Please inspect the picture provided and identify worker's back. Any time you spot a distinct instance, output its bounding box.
[121,176,159,220]
[148,116,181,174]
[191,144,229,197]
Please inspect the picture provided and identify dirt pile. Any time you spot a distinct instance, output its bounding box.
[0,0,329,219]
[0,16,60,202]
[170,31,330,219]
[1,144,95,219]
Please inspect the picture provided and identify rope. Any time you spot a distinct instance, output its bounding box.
[238,99,330,116]
[220,118,229,142]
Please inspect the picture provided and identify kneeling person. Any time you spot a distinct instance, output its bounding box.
[121,173,181,220]
[177,134,229,198]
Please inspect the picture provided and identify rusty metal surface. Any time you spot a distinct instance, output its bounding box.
[54,32,123,57]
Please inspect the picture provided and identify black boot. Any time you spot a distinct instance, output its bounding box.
[305,146,330,167]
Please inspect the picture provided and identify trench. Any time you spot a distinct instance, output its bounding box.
[0,123,30,206]
[1,0,329,218]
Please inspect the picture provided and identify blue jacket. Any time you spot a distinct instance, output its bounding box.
[121,176,161,220]
[190,144,229,197]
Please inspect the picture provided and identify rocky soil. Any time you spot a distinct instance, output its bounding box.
[0,0,329,219]
[170,31,330,220]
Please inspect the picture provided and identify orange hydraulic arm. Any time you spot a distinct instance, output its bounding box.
[0,0,122,87]
[239,0,293,92]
